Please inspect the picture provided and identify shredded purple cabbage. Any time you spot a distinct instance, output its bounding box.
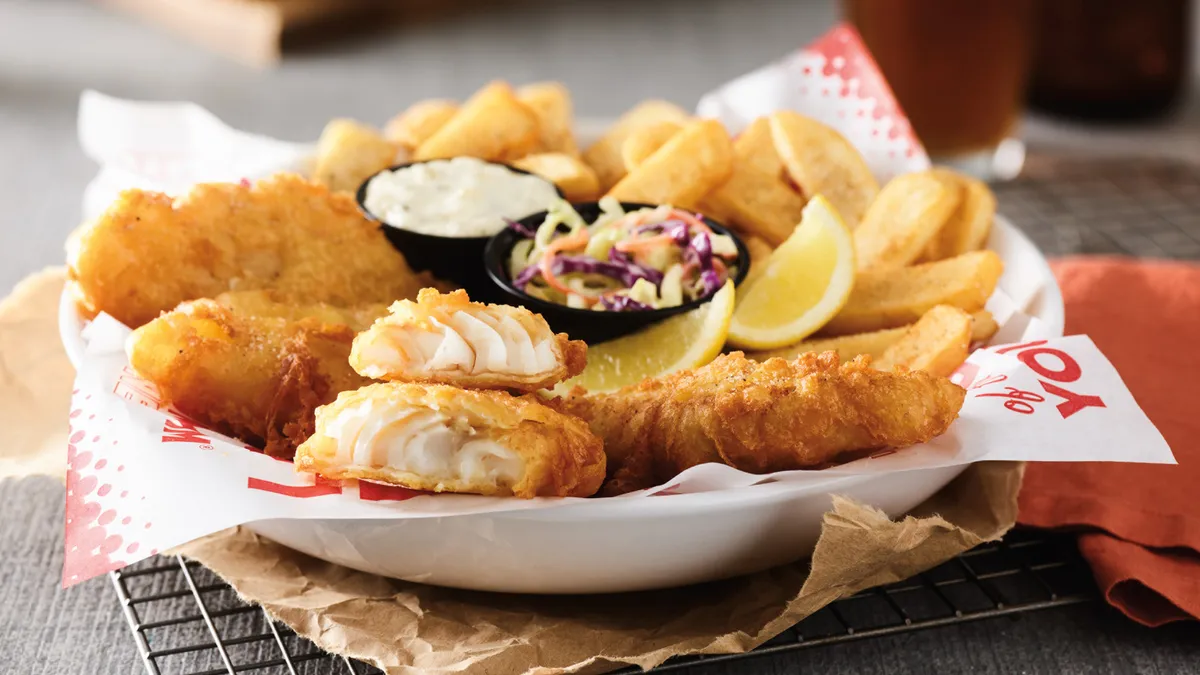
[684,232,714,272]
[512,264,541,289]
[665,221,691,247]
[600,295,653,312]
[696,269,724,298]
[505,218,539,238]
[551,255,663,288]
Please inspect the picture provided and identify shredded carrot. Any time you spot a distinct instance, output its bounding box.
[713,257,728,276]
[614,233,675,253]
[537,229,590,295]
[608,212,649,232]
[669,209,712,234]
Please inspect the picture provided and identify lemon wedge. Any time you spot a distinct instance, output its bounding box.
[726,195,856,350]
[553,281,735,395]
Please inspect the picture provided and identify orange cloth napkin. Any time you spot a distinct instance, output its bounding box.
[1018,256,1200,626]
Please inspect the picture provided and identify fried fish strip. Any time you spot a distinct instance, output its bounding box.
[67,174,429,328]
[351,289,586,391]
[127,297,374,459]
[295,383,606,498]
[558,351,965,495]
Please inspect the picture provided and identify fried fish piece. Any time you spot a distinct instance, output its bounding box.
[67,174,429,328]
[295,383,606,498]
[213,290,387,330]
[127,297,373,459]
[558,351,965,495]
[351,289,586,391]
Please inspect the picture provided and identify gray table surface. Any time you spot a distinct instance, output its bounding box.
[3,1,1200,673]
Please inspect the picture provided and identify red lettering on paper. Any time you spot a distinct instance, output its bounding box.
[1039,381,1107,419]
[357,481,423,501]
[1017,347,1082,383]
[993,340,1048,355]
[113,367,165,409]
[951,363,1007,391]
[977,386,1045,415]
[247,476,342,498]
[161,417,211,445]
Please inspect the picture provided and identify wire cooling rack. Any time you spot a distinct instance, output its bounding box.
[107,153,1200,674]
[109,529,1095,675]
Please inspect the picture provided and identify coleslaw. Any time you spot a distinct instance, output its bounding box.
[506,199,739,311]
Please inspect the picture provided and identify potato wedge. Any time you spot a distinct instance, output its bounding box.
[582,100,690,191]
[920,168,997,261]
[606,119,733,208]
[312,119,399,194]
[971,309,999,344]
[518,82,578,156]
[768,111,879,228]
[511,152,600,201]
[749,325,909,363]
[384,99,458,150]
[621,120,684,170]
[734,117,784,176]
[855,171,961,270]
[701,161,807,246]
[748,308,995,363]
[414,81,539,162]
[875,305,973,377]
[820,250,1003,335]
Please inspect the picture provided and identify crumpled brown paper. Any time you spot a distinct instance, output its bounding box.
[0,267,74,480]
[5,268,1022,675]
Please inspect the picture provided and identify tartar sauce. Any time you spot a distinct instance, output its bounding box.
[362,157,559,238]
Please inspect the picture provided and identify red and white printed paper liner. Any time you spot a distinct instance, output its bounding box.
[696,24,928,181]
[61,312,1173,587]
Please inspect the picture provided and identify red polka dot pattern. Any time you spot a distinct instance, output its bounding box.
[63,387,154,588]
[696,23,928,182]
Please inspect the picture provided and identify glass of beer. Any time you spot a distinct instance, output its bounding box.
[842,0,1036,179]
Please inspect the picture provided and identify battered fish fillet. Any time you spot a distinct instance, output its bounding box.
[127,297,373,459]
[350,288,586,391]
[557,351,966,495]
[295,383,606,498]
[67,173,430,328]
[214,289,388,331]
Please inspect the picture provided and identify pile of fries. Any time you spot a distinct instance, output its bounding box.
[314,80,1005,378]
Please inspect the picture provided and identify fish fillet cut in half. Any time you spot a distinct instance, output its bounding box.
[351,289,586,392]
[295,382,606,498]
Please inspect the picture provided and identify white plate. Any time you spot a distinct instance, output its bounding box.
[57,215,1062,593]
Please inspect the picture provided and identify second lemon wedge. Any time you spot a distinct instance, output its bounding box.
[552,281,735,395]
[726,195,856,350]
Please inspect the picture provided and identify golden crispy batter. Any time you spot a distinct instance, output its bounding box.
[213,290,387,330]
[557,351,965,495]
[127,297,373,459]
[296,383,606,498]
[66,173,428,328]
[350,288,586,391]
